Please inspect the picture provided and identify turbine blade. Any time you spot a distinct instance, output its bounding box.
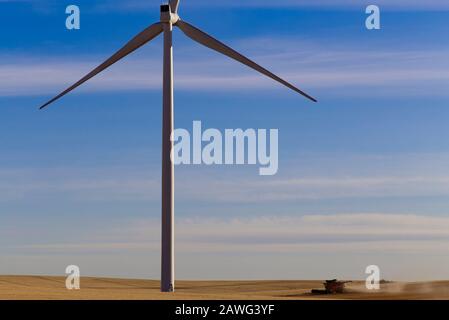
[169,0,180,13]
[176,20,317,102]
[39,22,163,109]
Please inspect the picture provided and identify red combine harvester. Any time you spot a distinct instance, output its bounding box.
[311,279,352,294]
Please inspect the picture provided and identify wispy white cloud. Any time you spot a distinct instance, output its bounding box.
[219,0,449,10]
[3,211,449,279]
[13,213,449,254]
[1,39,449,98]
[2,152,449,203]
[0,167,160,202]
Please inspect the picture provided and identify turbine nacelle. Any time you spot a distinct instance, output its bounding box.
[161,3,179,24]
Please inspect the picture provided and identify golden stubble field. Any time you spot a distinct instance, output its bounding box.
[0,276,448,300]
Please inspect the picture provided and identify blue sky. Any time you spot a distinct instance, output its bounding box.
[1,0,449,281]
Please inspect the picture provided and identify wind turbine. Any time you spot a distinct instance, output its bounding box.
[39,0,317,293]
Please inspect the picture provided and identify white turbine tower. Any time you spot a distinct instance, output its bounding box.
[39,0,317,293]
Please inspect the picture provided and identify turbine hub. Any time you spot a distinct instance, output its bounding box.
[160,4,179,24]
